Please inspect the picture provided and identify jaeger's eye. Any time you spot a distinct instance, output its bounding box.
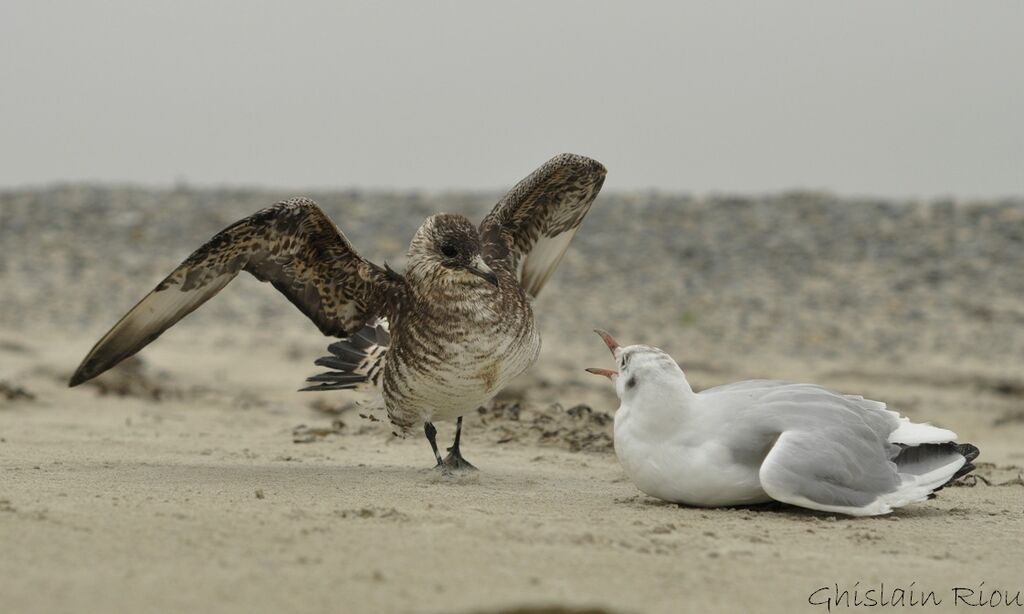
[440,244,458,258]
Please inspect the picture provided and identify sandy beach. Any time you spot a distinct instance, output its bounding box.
[2,187,1023,613]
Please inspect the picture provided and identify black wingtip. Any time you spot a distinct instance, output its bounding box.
[955,443,980,464]
[951,442,981,482]
[68,367,90,388]
[69,356,108,387]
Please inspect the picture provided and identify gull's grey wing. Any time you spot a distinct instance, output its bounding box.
[708,382,971,515]
[699,379,791,397]
[757,422,969,516]
[702,380,958,445]
[70,198,403,386]
[479,153,606,297]
[758,429,904,516]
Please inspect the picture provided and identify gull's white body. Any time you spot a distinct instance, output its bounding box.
[602,343,976,516]
[614,381,773,507]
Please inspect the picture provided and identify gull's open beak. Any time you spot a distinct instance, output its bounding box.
[593,329,620,355]
[586,329,620,380]
[466,256,499,286]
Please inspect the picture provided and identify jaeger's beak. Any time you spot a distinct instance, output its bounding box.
[593,329,620,356]
[466,256,499,286]
[585,367,618,380]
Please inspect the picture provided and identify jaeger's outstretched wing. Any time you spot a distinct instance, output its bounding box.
[479,153,606,297]
[70,198,403,386]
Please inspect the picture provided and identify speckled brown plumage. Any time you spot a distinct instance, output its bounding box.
[69,199,402,386]
[69,153,607,469]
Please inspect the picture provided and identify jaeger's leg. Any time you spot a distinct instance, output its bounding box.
[424,421,444,467]
[442,416,477,471]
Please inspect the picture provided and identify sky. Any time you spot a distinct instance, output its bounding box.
[1,1,1021,197]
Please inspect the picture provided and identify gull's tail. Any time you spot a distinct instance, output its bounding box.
[299,319,389,394]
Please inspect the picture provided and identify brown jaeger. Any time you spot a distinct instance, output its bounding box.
[69,153,607,470]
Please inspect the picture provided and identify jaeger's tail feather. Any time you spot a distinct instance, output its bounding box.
[299,319,389,393]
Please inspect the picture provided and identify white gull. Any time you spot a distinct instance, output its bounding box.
[586,330,979,516]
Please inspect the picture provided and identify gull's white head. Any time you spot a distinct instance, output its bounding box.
[585,329,689,402]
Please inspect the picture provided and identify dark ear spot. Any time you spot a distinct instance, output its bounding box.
[626,376,637,390]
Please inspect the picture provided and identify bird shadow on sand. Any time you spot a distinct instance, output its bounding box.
[631,495,962,521]
[89,458,526,495]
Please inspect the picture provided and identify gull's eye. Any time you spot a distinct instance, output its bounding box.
[440,243,458,258]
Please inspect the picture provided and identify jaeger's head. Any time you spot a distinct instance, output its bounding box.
[405,213,498,289]
[585,329,687,401]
